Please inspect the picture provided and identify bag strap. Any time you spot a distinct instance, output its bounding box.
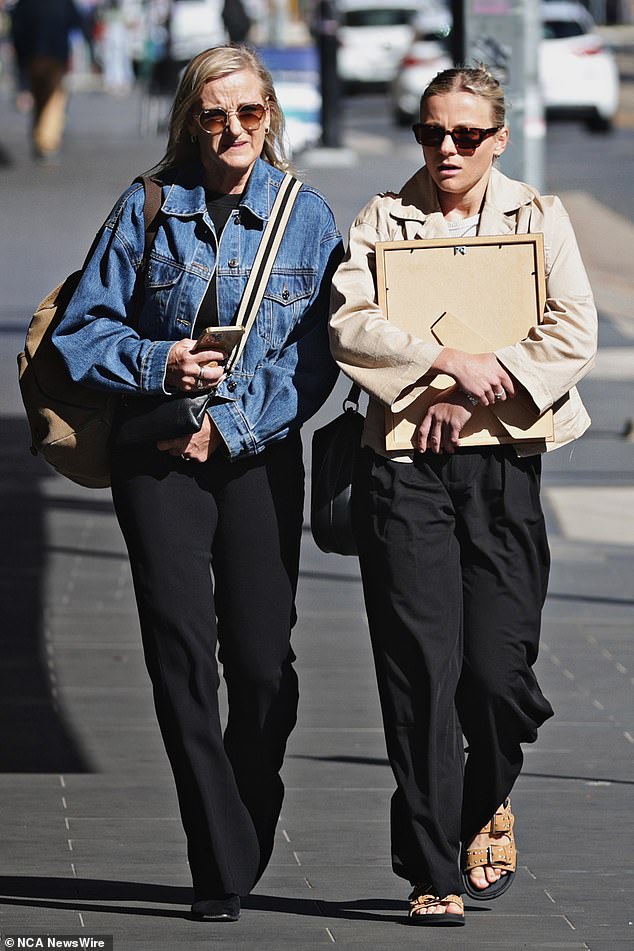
[125,174,163,321]
[344,382,361,410]
[225,172,302,374]
[128,172,300,366]
[138,174,163,268]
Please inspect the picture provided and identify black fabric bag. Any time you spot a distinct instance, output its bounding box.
[310,384,363,556]
[114,392,211,447]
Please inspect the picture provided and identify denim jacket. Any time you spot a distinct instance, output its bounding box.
[53,158,343,458]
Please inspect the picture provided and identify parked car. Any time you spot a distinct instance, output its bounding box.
[389,10,452,124]
[390,1,619,132]
[169,0,225,64]
[337,0,448,88]
[539,1,619,130]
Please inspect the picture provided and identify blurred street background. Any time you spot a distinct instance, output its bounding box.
[0,1,633,949]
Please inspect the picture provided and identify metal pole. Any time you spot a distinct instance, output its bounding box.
[315,0,342,148]
[450,0,466,65]
[464,0,544,191]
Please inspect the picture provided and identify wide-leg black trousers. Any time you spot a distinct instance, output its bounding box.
[111,433,304,899]
[353,446,554,898]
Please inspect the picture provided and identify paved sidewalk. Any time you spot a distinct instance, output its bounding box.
[0,84,632,950]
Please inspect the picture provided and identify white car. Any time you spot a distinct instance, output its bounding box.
[539,1,619,131]
[337,0,447,87]
[169,0,225,63]
[390,1,619,131]
[389,11,452,124]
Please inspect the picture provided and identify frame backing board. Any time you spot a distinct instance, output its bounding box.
[375,233,553,449]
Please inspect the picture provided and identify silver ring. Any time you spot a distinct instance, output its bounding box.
[180,454,191,462]
[494,391,504,400]
[196,376,205,390]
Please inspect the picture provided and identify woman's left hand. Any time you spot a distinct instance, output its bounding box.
[156,414,222,463]
[414,387,475,455]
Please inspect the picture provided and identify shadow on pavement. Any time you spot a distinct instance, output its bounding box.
[290,755,634,785]
[0,877,409,923]
[523,771,634,785]
[288,753,390,768]
[0,417,90,772]
[548,590,634,605]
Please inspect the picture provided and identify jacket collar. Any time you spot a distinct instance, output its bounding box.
[390,165,539,238]
[159,158,285,221]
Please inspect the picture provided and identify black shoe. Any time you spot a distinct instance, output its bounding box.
[191,895,240,922]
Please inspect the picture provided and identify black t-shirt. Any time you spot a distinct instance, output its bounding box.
[194,190,243,337]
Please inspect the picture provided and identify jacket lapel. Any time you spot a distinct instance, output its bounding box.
[389,165,538,239]
[479,167,537,236]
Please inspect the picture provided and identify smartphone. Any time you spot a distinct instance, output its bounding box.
[192,325,245,354]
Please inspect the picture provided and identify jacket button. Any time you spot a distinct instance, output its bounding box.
[228,258,239,268]
[227,379,237,392]
[234,214,240,225]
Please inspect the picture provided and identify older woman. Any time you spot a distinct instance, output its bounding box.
[330,66,596,925]
[53,46,342,922]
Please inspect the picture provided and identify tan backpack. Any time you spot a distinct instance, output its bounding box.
[17,176,162,488]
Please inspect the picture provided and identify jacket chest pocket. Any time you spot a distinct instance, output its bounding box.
[143,257,200,331]
[259,270,315,348]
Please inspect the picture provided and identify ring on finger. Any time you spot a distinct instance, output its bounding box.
[494,390,505,400]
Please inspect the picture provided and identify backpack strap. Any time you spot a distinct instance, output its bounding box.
[136,174,163,269]
[129,174,164,320]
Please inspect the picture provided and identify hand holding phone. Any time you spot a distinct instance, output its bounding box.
[192,326,245,356]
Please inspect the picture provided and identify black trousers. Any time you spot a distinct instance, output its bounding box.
[353,446,554,897]
[111,433,304,899]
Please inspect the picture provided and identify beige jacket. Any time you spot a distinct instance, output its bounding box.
[329,165,597,458]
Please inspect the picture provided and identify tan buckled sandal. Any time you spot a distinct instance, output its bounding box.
[408,886,465,926]
[461,798,517,901]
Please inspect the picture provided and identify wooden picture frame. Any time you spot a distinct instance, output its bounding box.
[375,233,553,450]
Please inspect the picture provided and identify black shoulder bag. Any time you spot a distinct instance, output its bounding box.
[310,382,363,556]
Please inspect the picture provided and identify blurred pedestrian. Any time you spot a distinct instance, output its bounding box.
[9,0,88,161]
[330,65,597,925]
[51,45,342,923]
[222,0,252,43]
[97,0,133,95]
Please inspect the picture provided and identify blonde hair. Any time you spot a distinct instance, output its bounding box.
[420,64,506,127]
[157,45,289,174]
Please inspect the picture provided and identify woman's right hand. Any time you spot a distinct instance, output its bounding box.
[432,348,516,406]
[165,339,227,392]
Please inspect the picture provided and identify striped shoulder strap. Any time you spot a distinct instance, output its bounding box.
[226,172,302,374]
